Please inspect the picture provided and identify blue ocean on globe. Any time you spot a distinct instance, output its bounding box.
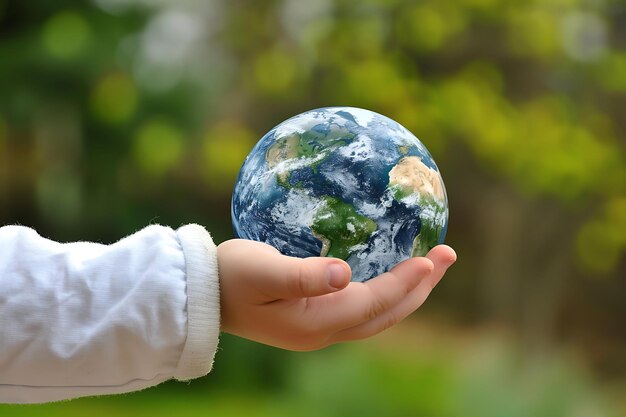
[232,107,448,282]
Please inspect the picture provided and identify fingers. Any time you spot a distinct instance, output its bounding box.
[425,245,456,289]
[266,256,352,299]
[220,240,352,301]
[329,245,456,342]
[309,256,435,331]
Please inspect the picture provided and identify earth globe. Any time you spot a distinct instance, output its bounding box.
[231,107,448,282]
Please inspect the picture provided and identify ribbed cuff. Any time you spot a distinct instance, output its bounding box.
[173,224,220,381]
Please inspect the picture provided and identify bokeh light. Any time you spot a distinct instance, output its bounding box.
[597,52,626,92]
[396,3,464,53]
[133,117,184,178]
[201,121,256,191]
[42,10,92,59]
[252,47,300,95]
[507,6,561,59]
[91,72,138,125]
[561,11,608,62]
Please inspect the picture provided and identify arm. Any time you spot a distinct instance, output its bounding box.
[0,224,456,404]
[0,224,220,404]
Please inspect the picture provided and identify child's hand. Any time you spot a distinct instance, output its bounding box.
[217,239,456,351]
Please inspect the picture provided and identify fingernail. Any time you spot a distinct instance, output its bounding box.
[327,263,348,289]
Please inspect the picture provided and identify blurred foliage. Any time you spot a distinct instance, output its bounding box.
[1,0,625,414]
[0,323,621,416]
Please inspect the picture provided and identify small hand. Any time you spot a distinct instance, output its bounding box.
[217,239,456,351]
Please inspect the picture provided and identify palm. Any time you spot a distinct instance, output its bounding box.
[218,239,455,351]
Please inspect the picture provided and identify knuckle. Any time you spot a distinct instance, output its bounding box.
[366,297,388,321]
[403,281,415,296]
[288,263,313,296]
[381,312,400,332]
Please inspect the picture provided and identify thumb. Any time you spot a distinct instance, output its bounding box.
[261,255,352,299]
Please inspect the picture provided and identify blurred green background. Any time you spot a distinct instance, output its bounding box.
[1,0,625,415]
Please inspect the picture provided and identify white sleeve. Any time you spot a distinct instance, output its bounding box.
[0,224,220,404]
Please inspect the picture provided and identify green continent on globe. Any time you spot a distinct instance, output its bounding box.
[388,156,447,257]
[265,125,355,187]
[409,200,447,257]
[310,196,377,260]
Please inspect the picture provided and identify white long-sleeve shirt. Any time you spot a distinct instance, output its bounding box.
[0,224,221,404]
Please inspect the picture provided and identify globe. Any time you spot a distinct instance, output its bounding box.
[232,107,448,282]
